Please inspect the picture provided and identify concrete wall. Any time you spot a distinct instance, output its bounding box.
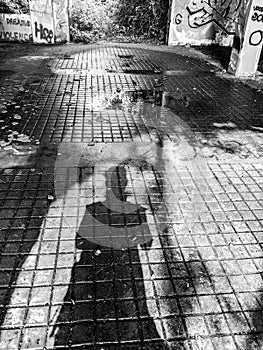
[229,0,263,76]
[0,14,33,42]
[0,0,70,44]
[168,0,243,46]
[29,0,70,44]
[53,0,70,43]
[29,0,55,43]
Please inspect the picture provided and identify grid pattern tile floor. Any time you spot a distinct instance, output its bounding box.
[0,43,263,350]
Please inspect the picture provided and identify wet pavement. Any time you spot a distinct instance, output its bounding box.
[0,42,263,350]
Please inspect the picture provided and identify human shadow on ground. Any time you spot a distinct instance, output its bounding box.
[53,163,173,349]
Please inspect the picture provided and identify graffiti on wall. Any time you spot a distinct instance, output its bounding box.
[53,0,70,43]
[229,0,263,75]
[29,0,69,44]
[168,0,243,45]
[31,15,54,44]
[29,0,55,44]
[249,5,263,46]
[186,0,242,34]
[0,14,33,42]
[34,20,54,42]
[0,1,69,44]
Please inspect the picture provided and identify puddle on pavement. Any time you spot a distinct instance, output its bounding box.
[0,76,52,171]
[106,68,162,74]
[128,89,190,108]
[90,87,198,150]
[91,88,189,113]
[113,89,164,106]
[106,89,263,161]
[0,102,39,170]
[57,86,209,245]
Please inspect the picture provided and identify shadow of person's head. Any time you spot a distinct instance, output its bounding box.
[105,158,163,209]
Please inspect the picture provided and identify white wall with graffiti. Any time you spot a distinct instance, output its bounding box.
[29,0,55,43]
[0,14,33,42]
[168,0,243,46]
[229,0,263,75]
[0,0,69,44]
[53,0,70,43]
[29,0,70,44]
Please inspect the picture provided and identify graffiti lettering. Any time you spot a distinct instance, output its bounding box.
[54,18,68,43]
[252,12,263,22]
[186,0,242,35]
[34,22,53,43]
[0,31,33,42]
[53,0,70,43]
[6,18,30,26]
[254,6,263,12]
[174,14,182,25]
[0,14,32,42]
[249,30,263,46]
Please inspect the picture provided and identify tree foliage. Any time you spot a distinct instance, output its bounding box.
[69,0,119,42]
[0,0,29,14]
[115,0,170,42]
[69,0,170,43]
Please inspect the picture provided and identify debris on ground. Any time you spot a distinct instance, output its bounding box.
[94,249,102,257]
[200,129,263,159]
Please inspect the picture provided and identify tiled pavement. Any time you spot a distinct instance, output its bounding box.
[0,43,263,350]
